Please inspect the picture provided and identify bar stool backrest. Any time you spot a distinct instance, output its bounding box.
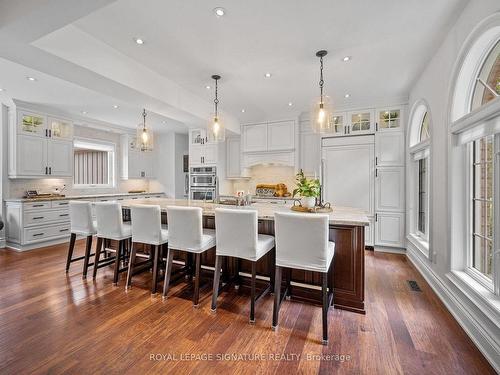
[215,208,258,259]
[166,206,203,250]
[274,212,329,272]
[130,205,162,245]
[69,201,95,235]
[95,202,126,239]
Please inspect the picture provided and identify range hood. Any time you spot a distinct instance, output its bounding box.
[242,150,295,169]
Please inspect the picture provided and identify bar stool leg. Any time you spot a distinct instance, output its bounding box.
[65,233,77,273]
[211,255,222,312]
[268,248,276,292]
[151,245,160,294]
[193,253,201,307]
[322,272,329,345]
[162,248,175,299]
[93,237,103,279]
[82,235,93,279]
[272,266,282,330]
[126,242,137,289]
[113,240,122,286]
[250,261,257,324]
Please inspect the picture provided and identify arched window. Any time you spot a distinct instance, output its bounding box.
[408,101,431,257]
[450,13,500,295]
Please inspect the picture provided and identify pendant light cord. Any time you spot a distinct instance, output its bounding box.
[142,108,147,130]
[319,55,324,103]
[214,78,219,118]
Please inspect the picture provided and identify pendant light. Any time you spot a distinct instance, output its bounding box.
[208,74,225,142]
[137,108,154,151]
[311,50,333,133]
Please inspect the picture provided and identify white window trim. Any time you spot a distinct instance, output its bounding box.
[73,137,116,189]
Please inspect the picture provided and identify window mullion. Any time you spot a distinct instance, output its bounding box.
[494,134,500,295]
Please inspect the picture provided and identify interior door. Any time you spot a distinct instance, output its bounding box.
[322,136,375,215]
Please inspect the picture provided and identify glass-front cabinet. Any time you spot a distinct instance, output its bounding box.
[47,117,73,139]
[331,112,346,136]
[377,108,401,131]
[18,111,46,137]
[348,110,375,135]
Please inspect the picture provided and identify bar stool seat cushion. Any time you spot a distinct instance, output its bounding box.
[277,241,334,273]
[169,228,216,253]
[252,234,275,261]
[103,223,132,241]
[72,220,97,236]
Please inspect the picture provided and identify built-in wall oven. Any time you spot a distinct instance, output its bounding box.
[189,166,217,200]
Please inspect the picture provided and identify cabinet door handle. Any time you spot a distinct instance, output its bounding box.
[59,213,69,217]
[49,167,52,175]
[49,129,52,137]
[33,233,45,237]
[45,129,48,137]
[33,216,44,220]
[375,214,378,222]
[33,204,44,207]
[376,122,378,132]
[59,228,69,232]
[375,157,378,166]
[45,166,48,175]
[375,169,378,177]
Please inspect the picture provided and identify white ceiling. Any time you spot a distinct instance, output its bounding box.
[0,0,468,130]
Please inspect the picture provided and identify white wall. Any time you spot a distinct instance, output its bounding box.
[407,0,500,370]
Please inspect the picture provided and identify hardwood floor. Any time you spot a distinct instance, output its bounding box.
[0,241,495,375]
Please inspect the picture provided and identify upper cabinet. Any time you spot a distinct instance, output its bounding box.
[188,128,218,167]
[376,108,402,132]
[9,108,74,178]
[348,110,375,135]
[226,137,243,179]
[242,120,295,153]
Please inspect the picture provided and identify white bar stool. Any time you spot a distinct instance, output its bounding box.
[67,201,97,278]
[127,205,168,294]
[211,208,275,323]
[162,206,216,307]
[272,212,335,345]
[93,202,132,285]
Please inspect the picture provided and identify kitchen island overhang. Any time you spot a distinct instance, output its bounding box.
[120,198,369,314]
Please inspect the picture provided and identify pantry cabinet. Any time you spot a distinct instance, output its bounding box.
[120,134,155,179]
[226,137,243,178]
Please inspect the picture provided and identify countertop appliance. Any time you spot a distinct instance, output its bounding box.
[190,166,218,201]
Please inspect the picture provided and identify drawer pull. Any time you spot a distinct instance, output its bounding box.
[59,228,69,232]
[33,216,44,220]
[33,204,44,207]
[59,214,69,217]
[57,202,69,206]
[33,233,45,237]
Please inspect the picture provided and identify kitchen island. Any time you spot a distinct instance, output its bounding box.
[121,198,369,314]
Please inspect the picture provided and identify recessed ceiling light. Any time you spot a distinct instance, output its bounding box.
[0,88,4,92]
[206,85,211,89]
[264,72,272,78]
[26,76,37,81]
[213,7,225,17]
[113,105,119,109]
[162,120,166,124]
[81,111,87,115]
[134,38,144,45]
[288,102,293,106]
[344,93,350,98]
[241,109,245,113]
[342,56,351,62]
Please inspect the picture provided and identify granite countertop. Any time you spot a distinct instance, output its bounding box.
[120,198,369,226]
[4,192,165,202]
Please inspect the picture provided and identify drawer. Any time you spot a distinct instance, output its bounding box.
[24,223,71,243]
[51,200,70,208]
[23,201,51,210]
[24,209,70,227]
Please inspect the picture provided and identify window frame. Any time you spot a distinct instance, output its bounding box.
[407,101,432,259]
[73,137,116,189]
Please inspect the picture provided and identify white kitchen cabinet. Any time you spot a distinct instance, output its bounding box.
[375,167,405,212]
[226,137,242,178]
[190,146,204,167]
[16,135,47,176]
[268,120,295,151]
[376,108,402,132]
[331,112,348,136]
[188,129,218,167]
[375,131,405,167]
[47,139,73,176]
[242,123,268,152]
[47,116,73,140]
[204,144,218,165]
[365,216,375,247]
[375,212,405,247]
[348,110,375,135]
[300,132,321,176]
[17,110,46,137]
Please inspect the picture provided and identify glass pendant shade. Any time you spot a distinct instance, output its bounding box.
[310,95,333,133]
[208,115,225,142]
[136,109,154,151]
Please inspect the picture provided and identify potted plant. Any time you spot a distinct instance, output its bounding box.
[293,170,320,209]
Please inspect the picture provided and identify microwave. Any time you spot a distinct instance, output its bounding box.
[190,187,216,201]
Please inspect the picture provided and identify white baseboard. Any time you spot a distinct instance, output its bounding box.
[407,248,500,373]
[374,246,406,254]
[0,238,5,249]
[5,237,70,252]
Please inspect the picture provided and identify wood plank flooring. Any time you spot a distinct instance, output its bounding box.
[0,241,495,375]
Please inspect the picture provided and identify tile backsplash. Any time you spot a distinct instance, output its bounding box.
[232,165,297,195]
